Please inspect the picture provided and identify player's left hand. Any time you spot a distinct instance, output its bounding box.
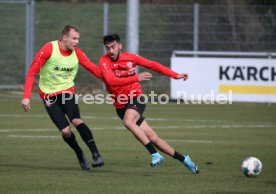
[176,73,188,81]
[138,72,152,81]
[21,98,31,111]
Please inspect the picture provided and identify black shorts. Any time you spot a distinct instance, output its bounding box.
[116,96,146,126]
[42,93,80,130]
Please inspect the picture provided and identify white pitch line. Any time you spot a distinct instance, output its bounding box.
[1,113,276,127]
[9,135,59,139]
[8,134,213,143]
[0,114,120,120]
[187,124,276,129]
[167,139,213,143]
[0,114,172,121]
[0,128,55,133]
[0,126,180,133]
[0,114,46,118]
[0,123,274,134]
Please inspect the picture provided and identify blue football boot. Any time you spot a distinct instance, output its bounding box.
[183,155,199,174]
[150,152,165,167]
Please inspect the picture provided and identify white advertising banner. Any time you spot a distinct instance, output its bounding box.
[170,56,276,103]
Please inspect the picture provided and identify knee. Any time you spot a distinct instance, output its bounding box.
[123,119,135,130]
[71,118,83,127]
[147,133,159,144]
[61,126,71,138]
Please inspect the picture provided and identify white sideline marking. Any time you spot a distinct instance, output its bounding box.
[187,124,276,128]
[0,126,180,133]
[0,114,167,121]
[0,123,274,134]
[9,135,59,139]
[0,114,45,118]
[0,128,55,132]
[1,113,276,128]
[8,134,212,143]
[7,134,212,143]
[167,139,213,143]
[0,114,119,120]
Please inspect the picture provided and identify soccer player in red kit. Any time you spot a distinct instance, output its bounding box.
[21,25,104,170]
[99,34,199,174]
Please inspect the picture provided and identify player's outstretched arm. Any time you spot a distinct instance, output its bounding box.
[76,48,102,79]
[21,98,31,111]
[176,73,188,81]
[138,72,152,81]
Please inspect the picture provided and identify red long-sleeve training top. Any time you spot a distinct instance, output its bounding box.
[99,52,178,109]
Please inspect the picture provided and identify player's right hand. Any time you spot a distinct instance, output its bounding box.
[176,73,188,81]
[21,98,31,111]
[138,72,152,81]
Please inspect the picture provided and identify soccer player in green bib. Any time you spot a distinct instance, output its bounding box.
[21,25,103,170]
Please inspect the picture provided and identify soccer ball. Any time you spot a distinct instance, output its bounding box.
[241,157,262,177]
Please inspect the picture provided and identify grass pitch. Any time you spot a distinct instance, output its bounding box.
[0,91,276,194]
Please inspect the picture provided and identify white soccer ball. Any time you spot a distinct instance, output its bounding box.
[241,157,262,177]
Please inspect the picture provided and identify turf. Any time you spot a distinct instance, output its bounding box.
[0,91,276,194]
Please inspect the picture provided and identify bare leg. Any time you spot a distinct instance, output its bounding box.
[140,120,199,173]
[123,109,151,145]
[140,120,175,156]
[123,109,165,166]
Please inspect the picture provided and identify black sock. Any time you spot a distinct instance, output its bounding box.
[145,142,157,155]
[173,151,185,162]
[62,132,82,154]
[76,123,100,159]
